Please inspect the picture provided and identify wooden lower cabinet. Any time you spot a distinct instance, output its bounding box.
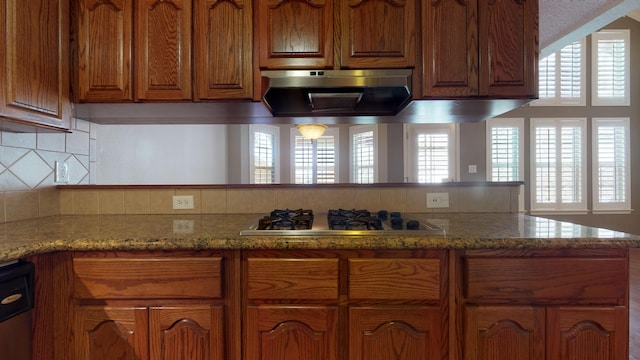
[350,306,443,360]
[547,306,628,360]
[460,249,629,360]
[245,305,339,360]
[244,249,448,360]
[465,305,545,360]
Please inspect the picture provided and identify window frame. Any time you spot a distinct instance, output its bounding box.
[249,124,280,184]
[349,124,378,184]
[289,127,339,184]
[485,118,525,182]
[591,117,631,213]
[591,29,630,106]
[532,38,586,106]
[530,118,588,214]
[404,123,458,183]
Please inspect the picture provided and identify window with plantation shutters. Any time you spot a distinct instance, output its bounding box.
[350,125,377,184]
[592,118,630,212]
[534,39,585,106]
[530,118,587,213]
[486,118,523,182]
[405,124,456,183]
[250,125,279,184]
[592,30,629,106]
[291,128,338,184]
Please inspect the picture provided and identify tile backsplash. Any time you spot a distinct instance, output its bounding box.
[58,185,521,215]
[0,119,96,222]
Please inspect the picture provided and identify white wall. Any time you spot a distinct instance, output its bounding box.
[96,124,228,184]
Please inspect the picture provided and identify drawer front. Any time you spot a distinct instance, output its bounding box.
[349,258,441,300]
[247,258,339,300]
[464,257,628,304]
[73,257,222,299]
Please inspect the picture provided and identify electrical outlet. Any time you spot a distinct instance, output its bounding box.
[173,219,195,233]
[426,192,449,208]
[54,161,70,183]
[172,195,194,210]
[468,164,477,174]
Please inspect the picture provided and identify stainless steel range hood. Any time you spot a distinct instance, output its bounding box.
[261,69,412,117]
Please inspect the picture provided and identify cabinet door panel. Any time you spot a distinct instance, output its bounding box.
[547,306,628,360]
[74,306,148,360]
[149,306,224,360]
[193,0,252,99]
[479,0,538,97]
[422,0,478,96]
[2,0,71,128]
[349,306,443,360]
[246,305,338,360]
[77,0,133,101]
[341,0,416,68]
[136,0,192,100]
[257,0,334,69]
[464,305,545,360]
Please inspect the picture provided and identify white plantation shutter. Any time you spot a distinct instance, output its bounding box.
[592,118,630,211]
[592,30,629,106]
[534,39,585,105]
[487,118,523,182]
[351,125,377,184]
[405,124,456,183]
[292,128,338,184]
[531,118,587,212]
[417,133,449,183]
[250,125,279,184]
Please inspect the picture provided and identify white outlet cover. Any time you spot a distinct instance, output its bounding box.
[172,195,194,210]
[426,192,449,208]
[54,161,70,183]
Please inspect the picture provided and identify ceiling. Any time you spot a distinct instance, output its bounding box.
[540,0,640,57]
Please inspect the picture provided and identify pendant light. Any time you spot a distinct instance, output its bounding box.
[296,124,328,140]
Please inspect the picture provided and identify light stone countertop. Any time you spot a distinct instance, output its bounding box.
[1,213,639,262]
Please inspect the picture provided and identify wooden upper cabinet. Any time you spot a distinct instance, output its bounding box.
[422,0,538,98]
[257,0,334,69]
[76,0,133,101]
[340,0,416,69]
[136,0,192,100]
[193,0,253,99]
[479,0,538,97]
[1,0,71,129]
[422,0,478,97]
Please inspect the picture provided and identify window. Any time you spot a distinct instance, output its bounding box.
[249,125,279,184]
[486,118,524,182]
[592,118,630,212]
[534,39,586,106]
[530,118,587,213]
[350,125,378,183]
[592,29,630,106]
[290,127,339,184]
[405,124,457,183]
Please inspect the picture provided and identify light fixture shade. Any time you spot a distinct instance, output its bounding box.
[296,124,327,140]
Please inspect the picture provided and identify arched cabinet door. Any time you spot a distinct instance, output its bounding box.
[464,305,545,360]
[245,305,339,360]
[74,306,149,360]
[547,306,628,360]
[149,306,225,360]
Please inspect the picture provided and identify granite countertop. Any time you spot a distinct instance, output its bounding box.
[1,213,639,263]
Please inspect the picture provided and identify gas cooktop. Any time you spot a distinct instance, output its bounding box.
[240,209,446,236]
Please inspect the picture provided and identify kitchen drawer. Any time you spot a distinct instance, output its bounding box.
[247,258,339,300]
[349,258,441,300]
[464,257,628,305]
[73,257,222,299]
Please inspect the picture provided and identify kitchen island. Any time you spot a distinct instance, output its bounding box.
[2,213,638,359]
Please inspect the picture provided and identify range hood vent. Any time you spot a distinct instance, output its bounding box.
[262,69,412,117]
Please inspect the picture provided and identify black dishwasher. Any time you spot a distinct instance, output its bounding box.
[0,260,34,360]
